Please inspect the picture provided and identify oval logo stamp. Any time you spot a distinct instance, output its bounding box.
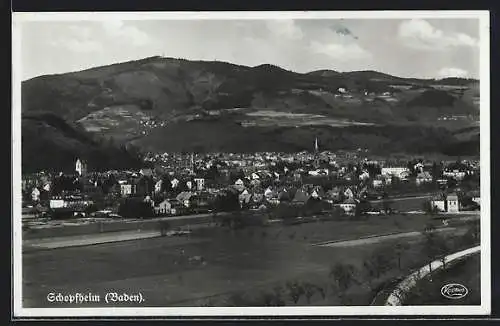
[441,283,468,300]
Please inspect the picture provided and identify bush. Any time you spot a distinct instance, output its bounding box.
[272,203,299,220]
[329,263,358,295]
[285,280,305,304]
[118,199,154,219]
[422,201,439,215]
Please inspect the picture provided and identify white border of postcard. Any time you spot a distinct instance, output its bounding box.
[12,10,491,317]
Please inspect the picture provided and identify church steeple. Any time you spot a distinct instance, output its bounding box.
[314,137,320,169]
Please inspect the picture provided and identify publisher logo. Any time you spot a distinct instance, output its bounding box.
[441,283,468,300]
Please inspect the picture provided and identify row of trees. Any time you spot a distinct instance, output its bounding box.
[197,220,480,306]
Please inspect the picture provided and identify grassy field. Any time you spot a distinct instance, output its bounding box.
[22,212,479,308]
[404,253,481,306]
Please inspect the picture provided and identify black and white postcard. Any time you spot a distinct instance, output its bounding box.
[12,10,491,317]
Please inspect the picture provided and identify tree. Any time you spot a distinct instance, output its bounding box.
[355,200,371,218]
[257,291,276,306]
[422,201,439,215]
[432,235,451,269]
[459,222,480,247]
[381,197,394,215]
[118,199,154,219]
[158,220,171,236]
[329,263,358,299]
[364,249,394,279]
[315,284,327,301]
[213,191,240,213]
[201,297,215,307]
[422,222,440,272]
[160,175,172,194]
[285,281,305,304]
[303,282,317,304]
[271,285,286,306]
[431,162,443,180]
[394,241,410,271]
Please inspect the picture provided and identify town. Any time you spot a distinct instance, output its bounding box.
[18,14,485,311]
[21,138,481,225]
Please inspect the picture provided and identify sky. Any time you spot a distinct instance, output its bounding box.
[19,17,481,81]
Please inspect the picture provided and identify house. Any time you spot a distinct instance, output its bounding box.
[238,189,252,207]
[339,197,358,215]
[22,206,38,220]
[139,168,153,177]
[251,192,265,206]
[50,195,93,217]
[372,179,384,188]
[144,195,154,207]
[469,190,480,206]
[292,189,310,205]
[49,197,65,209]
[343,187,354,199]
[359,170,370,181]
[264,187,275,200]
[310,186,325,199]
[234,178,246,192]
[430,194,446,212]
[381,174,392,185]
[190,192,213,212]
[176,191,194,208]
[250,179,261,188]
[416,171,433,186]
[381,167,410,179]
[120,184,137,197]
[194,178,205,191]
[436,179,448,186]
[31,187,40,202]
[154,179,163,194]
[308,169,329,176]
[75,158,87,176]
[42,182,51,192]
[413,162,424,174]
[447,193,459,213]
[277,188,292,202]
[443,169,466,180]
[326,187,342,203]
[169,199,186,215]
[171,178,180,189]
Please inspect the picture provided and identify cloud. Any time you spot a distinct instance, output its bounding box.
[398,19,479,51]
[63,39,103,53]
[438,67,470,78]
[100,20,153,46]
[331,23,358,40]
[48,25,102,53]
[265,20,304,40]
[310,39,371,61]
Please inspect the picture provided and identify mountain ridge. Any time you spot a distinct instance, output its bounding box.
[21,56,480,172]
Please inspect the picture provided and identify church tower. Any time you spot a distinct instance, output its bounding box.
[314,137,320,169]
[75,158,87,176]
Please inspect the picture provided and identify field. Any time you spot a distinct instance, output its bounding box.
[22,212,479,307]
[242,110,377,128]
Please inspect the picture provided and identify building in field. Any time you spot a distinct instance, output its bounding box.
[446,192,459,213]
